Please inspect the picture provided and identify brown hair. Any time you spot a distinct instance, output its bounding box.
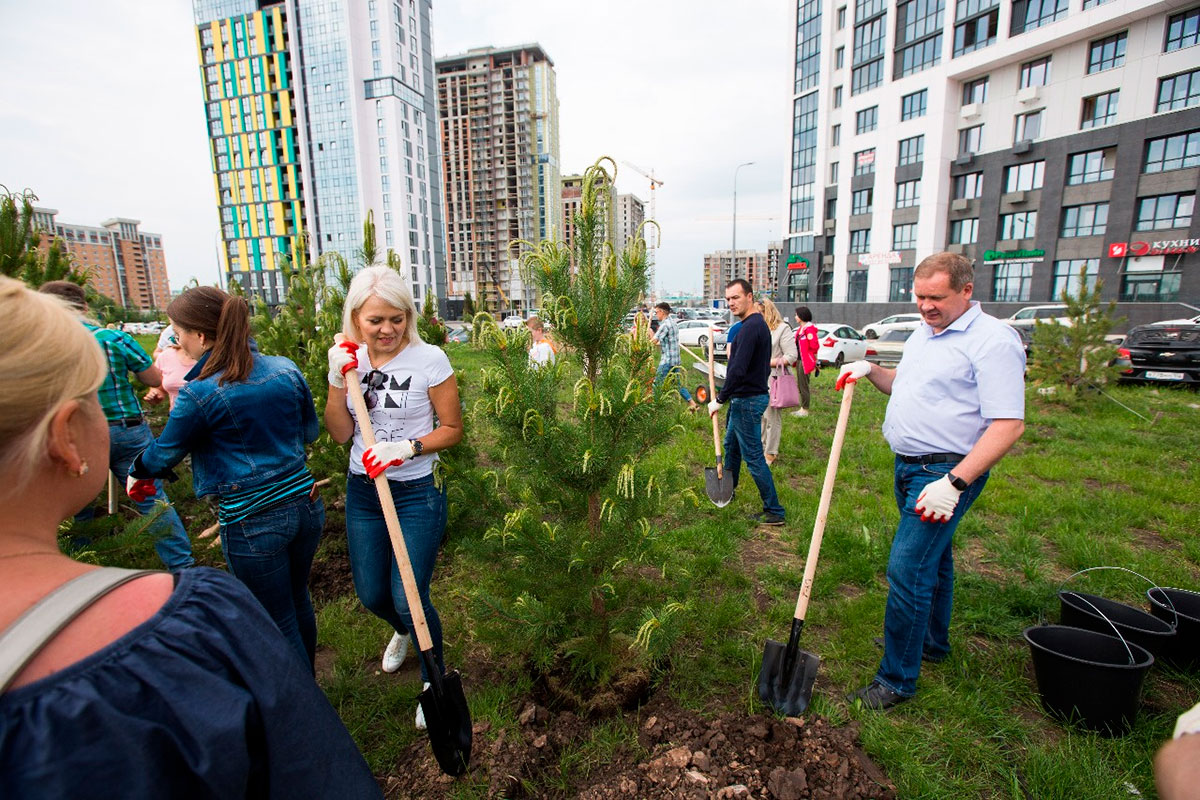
[914,252,974,291]
[38,280,87,311]
[525,315,544,332]
[167,286,253,384]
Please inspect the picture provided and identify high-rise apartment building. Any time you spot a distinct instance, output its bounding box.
[192,0,445,307]
[615,192,645,256]
[32,207,171,311]
[705,242,783,299]
[561,172,616,254]
[437,44,561,315]
[782,0,1199,308]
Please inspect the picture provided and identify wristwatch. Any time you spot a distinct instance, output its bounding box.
[410,439,424,457]
[947,472,969,491]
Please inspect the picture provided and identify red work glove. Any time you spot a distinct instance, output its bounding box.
[362,440,416,479]
[835,360,871,391]
[126,475,157,503]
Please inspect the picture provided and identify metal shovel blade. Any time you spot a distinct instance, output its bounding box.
[758,637,821,716]
[704,465,735,507]
[419,655,472,776]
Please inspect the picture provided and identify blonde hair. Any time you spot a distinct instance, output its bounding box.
[341,266,421,345]
[758,297,784,331]
[0,277,106,498]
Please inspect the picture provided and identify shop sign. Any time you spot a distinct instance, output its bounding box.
[856,251,901,266]
[786,254,809,270]
[1107,239,1199,257]
[982,248,1045,264]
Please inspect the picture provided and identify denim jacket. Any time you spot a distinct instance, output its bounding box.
[133,349,319,498]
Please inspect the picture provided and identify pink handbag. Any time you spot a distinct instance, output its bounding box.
[769,366,801,409]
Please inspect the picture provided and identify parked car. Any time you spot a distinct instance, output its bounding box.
[677,319,727,349]
[446,325,471,343]
[865,326,917,367]
[1006,304,1071,329]
[860,313,922,339]
[1151,313,1200,326]
[501,314,526,329]
[1114,324,1200,386]
[815,323,868,367]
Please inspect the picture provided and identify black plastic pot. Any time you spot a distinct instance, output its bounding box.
[1059,591,1175,658]
[1146,587,1200,671]
[1023,625,1153,735]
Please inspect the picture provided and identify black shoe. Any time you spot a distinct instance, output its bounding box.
[872,637,947,663]
[751,511,785,526]
[847,681,909,710]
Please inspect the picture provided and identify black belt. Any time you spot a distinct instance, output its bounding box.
[898,452,964,465]
[110,416,145,428]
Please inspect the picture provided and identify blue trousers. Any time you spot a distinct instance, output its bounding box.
[345,472,447,682]
[722,394,784,518]
[108,421,194,571]
[653,362,692,402]
[221,493,325,671]
[875,457,988,696]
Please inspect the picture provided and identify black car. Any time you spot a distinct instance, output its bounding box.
[1115,324,1200,386]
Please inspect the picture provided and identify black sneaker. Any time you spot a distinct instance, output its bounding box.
[751,511,785,526]
[847,681,909,710]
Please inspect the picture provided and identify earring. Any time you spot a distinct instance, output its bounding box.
[76,462,89,478]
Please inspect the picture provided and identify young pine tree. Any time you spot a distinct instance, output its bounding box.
[1027,265,1123,399]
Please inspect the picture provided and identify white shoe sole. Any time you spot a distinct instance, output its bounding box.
[415,682,431,730]
[382,632,410,673]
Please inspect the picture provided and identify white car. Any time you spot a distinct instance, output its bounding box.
[860,313,922,339]
[1006,304,1071,328]
[865,326,918,367]
[815,323,869,367]
[501,314,526,329]
[1151,313,1200,325]
[676,319,727,349]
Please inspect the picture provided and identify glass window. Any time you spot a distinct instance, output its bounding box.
[897,0,946,45]
[1019,56,1051,88]
[833,86,843,108]
[1120,266,1181,302]
[959,125,983,154]
[954,172,984,199]
[1144,131,1200,173]
[962,77,989,105]
[854,148,876,175]
[1060,203,1109,237]
[856,105,878,133]
[1015,109,1043,141]
[950,218,979,243]
[992,261,1033,302]
[1081,90,1119,128]
[1157,69,1200,112]
[893,223,917,250]
[889,267,915,301]
[837,6,847,28]
[850,228,871,253]
[1051,259,1099,299]
[898,135,924,165]
[1000,210,1038,240]
[954,7,999,55]
[901,89,928,119]
[1088,32,1126,73]
[1066,148,1116,184]
[830,161,840,183]
[847,269,869,301]
[895,34,944,78]
[1165,8,1200,52]
[896,179,922,208]
[1011,0,1068,36]
[852,59,884,94]
[1082,0,1114,6]
[836,46,846,68]
[816,269,834,302]
[1135,193,1195,230]
[852,188,873,215]
[832,123,841,146]
[1004,161,1045,191]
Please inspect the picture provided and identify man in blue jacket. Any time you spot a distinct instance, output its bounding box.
[707,279,785,526]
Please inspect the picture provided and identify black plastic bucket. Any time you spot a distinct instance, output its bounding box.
[1146,587,1200,671]
[1059,591,1175,658]
[1023,625,1154,735]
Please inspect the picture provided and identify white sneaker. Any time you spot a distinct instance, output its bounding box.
[382,632,410,673]
[415,682,431,730]
[791,408,809,418]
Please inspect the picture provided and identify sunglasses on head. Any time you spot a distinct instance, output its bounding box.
[363,369,386,409]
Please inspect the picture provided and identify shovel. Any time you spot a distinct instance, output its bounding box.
[703,328,735,507]
[339,336,472,776]
[759,381,856,715]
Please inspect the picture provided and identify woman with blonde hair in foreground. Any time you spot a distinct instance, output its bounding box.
[0,277,379,799]
[757,297,798,466]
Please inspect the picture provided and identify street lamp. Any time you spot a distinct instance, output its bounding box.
[732,161,755,284]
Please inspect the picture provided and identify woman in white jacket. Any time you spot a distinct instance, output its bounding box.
[758,298,798,466]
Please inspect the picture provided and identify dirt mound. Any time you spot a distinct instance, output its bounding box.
[388,691,894,798]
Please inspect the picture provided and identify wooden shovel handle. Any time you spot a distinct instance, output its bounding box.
[706,328,723,479]
[793,380,856,621]
[339,336,436,653]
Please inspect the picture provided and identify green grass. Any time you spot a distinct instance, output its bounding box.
[77,340,1200,797]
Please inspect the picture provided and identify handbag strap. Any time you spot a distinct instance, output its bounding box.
[0,567,158,692]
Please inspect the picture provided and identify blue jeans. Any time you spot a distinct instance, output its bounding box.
[722,394,784,518]
[345,472,447,682]
[654,362,692,402]
[221,493,324,671]
[875,458,988,697]
[108,421,194,571]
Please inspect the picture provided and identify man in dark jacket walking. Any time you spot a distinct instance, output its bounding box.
[707,279,786,526]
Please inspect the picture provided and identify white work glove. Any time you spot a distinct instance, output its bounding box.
[362,440,416,479]
[835,360,871,391]
[1174,701,1200,739]
[327,340,359,388]
[707,399,722,417]
[127,474,157,503]
[914,475,963,523]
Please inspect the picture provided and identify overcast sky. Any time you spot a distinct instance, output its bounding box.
[0,0,791,297]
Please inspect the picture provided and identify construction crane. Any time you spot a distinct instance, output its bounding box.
[621,160,663,297]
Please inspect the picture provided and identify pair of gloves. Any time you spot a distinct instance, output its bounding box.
[327,340,417,479]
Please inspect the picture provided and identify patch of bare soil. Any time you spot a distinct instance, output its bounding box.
[309,549,356,604]
[389,691,895,799]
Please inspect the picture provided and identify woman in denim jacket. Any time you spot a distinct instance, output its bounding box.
[129,287,324,671]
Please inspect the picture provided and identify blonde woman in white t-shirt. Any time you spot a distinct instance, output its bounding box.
[324,267,463,730]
